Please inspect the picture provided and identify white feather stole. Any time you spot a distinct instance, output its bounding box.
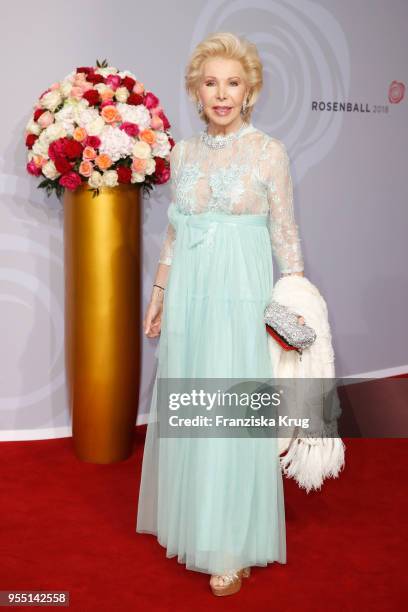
[268,275,346,493]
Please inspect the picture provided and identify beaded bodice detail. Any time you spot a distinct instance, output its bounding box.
[158,123,304,274]
[200,120,250,149]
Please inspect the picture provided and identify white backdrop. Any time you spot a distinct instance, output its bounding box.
[1,0,407,440]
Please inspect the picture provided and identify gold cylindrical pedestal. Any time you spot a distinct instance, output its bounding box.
[64,183,141,463]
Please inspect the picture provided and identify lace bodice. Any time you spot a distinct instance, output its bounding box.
[158,123,304,275]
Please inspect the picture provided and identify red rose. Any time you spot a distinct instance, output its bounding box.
[119,122,139,137]
[26,160,41,176]
[59,171,82,191]
[153,157,170,184]
[76,67,93,75]
[82,89,100,106]
[154,158,166,173]
[48,137,70,161]
[144,92,159,109]
[117,166,132,183]
[127,93,144,106]
[121,76,136,92]
[33,108,45,122]
[84,135,101,149]
[168,137,175,149]
[64,139,83,160]
[86,72,105,85]
[158,110,170,130]
[26,134,38,149]
[54,156,73,174]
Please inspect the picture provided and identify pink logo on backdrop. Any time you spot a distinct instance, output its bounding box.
[388,81,405,104]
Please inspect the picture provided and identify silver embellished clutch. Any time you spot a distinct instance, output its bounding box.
[264,301,317,357]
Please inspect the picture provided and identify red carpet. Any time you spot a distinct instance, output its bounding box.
[0,431,405,611]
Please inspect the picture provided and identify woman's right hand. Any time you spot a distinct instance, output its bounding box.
[144,288,164,338]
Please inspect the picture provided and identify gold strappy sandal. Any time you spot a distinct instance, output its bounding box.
[209,566,251,597]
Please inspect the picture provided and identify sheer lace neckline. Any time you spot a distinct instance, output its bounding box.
[200,121,255,148]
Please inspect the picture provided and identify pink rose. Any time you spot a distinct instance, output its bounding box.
[100,99,116,109]
[83,146,97,161]
[388,80,405,104]
[150,115,163,130]
[106,74,121,91]
[132,158,147,172]
[84,136,101,149]
[79,161,93,177]
[39,88,51,100]
[71,86,85,100]
[79,81,93,94]
[133,82,145,95]
[144,92,159,109]
[119,122,139,137]
[59,171,82,190]
[74,73,87,84]
[26,160,41,176]
[37,111,54,128]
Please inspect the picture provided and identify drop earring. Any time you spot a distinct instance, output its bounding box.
[197,100,204,114]
[241,98,248,116]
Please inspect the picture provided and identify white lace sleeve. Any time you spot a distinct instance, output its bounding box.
[158,141,183,266]
[262,138,304,275]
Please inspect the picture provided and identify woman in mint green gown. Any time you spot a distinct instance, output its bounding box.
[136,34,305,594]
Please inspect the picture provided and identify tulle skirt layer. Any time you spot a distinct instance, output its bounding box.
[136,204,287,575]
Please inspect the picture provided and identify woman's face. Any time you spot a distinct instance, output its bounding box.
[197,57,249,133]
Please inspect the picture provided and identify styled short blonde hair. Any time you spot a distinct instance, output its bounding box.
[185,32,263,124]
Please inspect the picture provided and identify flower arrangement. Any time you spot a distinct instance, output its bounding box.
[25,59,174,199]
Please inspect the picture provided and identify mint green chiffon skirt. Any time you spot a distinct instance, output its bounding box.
[136,203,287,575]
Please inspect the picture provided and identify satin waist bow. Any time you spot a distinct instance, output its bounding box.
[168,203,268,249]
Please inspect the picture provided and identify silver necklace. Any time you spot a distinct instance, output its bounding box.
[200,121,249,149]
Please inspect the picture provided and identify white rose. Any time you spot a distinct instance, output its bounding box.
[94,83,110,94]
[132,141,151,159]
[144,158,156,175]
[32,140,49,157]
[38,130,51,144]
[54,105,76,136]
[74,105,99,127]
[98,125,134,162]
[26,119,41,135]
[95,66,118,78]
[60,80,73,97]
[102,170,119,187]
[41,90,63,112]
[76,98,89,110]
[87,116,105,136]
[118,70,137,79]
[88,171,103,188]
[151,131,171,157]
[115,87,129,103]
[131,172,145,183]
[44,123,67,142]
[116,102,150,128]
[42,160,60,180]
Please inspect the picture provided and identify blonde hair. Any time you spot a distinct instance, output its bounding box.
[185,32,263,124]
